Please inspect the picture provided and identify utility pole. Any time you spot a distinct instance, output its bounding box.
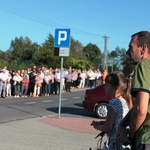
[103,35,109,72]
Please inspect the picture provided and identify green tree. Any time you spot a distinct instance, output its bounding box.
[40,33,61,68]
[0,50,8,69]
[70,37,83,54]
[7,36,33,60]
[108,46,136,76]
[30,42,40,66]
[108,49,119,72]
[3,34,135,72]
[82,43,102,69]
[63,37,84,69]
[5,36,40,69]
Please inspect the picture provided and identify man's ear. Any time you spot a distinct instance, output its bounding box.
[141,45,146,55]
[141,49,144,55]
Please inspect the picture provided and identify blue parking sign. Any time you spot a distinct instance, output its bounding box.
[54,29,71,47]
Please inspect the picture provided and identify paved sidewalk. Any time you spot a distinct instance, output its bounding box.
[0,114,106,150]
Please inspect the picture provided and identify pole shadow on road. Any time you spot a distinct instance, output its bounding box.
[46,106,97,119]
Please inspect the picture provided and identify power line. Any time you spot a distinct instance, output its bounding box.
[0,0,128,51]
[0,0,103,38]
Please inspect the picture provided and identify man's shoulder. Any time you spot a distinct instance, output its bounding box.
[140,58,150,65]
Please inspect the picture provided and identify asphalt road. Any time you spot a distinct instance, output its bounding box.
[0,90,96,124]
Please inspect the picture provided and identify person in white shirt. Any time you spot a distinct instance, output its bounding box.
[78,70,86,88]
[71,70,78,89]
[0,68,9,98]
[54,68,61,95]
[87,68,96,88]
[61,68,66,91]
[3,66,9,76]
[6,72,12,97]
[13,72,23,97]
[96,69,102,86]
[44,71,51,96]
[65,70,72,92]
[34,71,43,97]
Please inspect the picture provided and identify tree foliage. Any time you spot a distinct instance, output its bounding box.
[1,34,133,74]
[108,46,135,76]
[83,43,102,69]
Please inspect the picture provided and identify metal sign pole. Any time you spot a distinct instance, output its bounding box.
[58,57,63,118]
[54,28,70,118]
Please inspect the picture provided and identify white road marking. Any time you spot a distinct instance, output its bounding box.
[61,98,68,101]
[24,102,37,105]
[73,97,81,99]
[23,97,80,104]
[42,100,53,103]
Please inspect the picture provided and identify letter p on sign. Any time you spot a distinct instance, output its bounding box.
[58,31,67,45]
[54,29,70,47]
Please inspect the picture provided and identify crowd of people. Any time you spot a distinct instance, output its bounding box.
[0,65,107,98]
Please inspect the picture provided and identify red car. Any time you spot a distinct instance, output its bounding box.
[83,84,111,119]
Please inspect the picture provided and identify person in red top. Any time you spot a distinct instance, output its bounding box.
[21,70,29,97]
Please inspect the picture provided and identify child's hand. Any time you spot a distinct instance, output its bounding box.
[91,120,97,126]
[91,121,104,130]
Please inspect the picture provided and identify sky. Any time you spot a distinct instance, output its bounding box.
[0,0,150,52]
